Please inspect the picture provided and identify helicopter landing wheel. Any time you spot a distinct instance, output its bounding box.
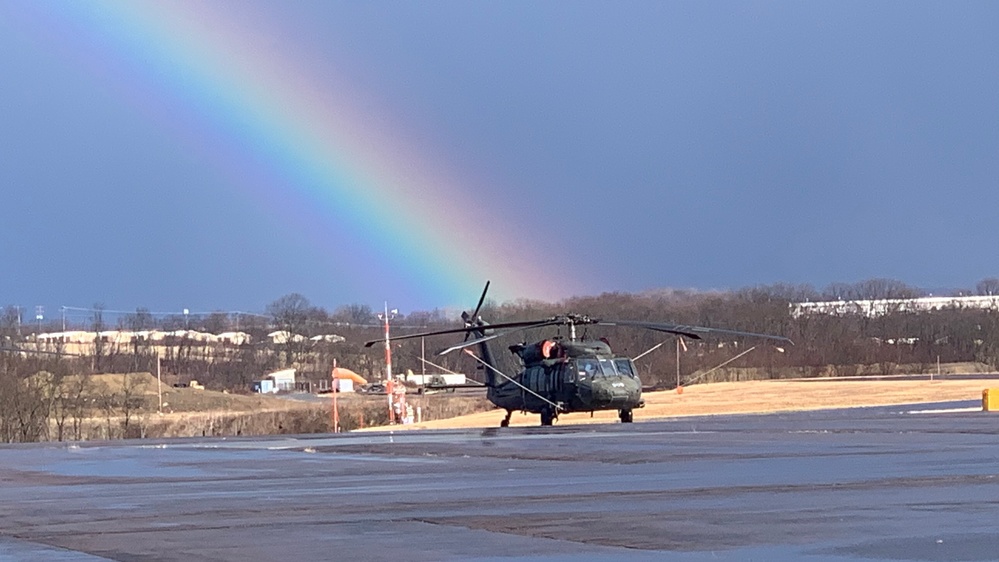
[540,407,555,426]
[619,409,633,423]
[500,411,512,428]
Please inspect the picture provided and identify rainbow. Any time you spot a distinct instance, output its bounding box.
[10,2,584,307]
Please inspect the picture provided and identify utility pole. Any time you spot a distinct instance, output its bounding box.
[157,354,163,414]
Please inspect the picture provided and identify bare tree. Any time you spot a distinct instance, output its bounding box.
[0,357,20,442]
[1,305,21,339]
[333,303,375,325]
[976,278,999,296]
[267,293,313,366]
[36,369,69,441]
[854,278,923,300]
[124,308,156,373]
[4,368,50,443]
[126,307,155,331]
[66,374,94,441]
[268,294,312,330]
[119,373,149,438]
[50,376,71,441]
[820,279,922,301]
[95,381,118,440]
[201,311,230,334]
[821,282,858,301]
[91,303,107,373]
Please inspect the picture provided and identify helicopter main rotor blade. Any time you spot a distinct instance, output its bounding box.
[362,318,553,347]
[438,330,512,355]
[595,320,794,345]
[362,311,792,347]
[437,320,563,355]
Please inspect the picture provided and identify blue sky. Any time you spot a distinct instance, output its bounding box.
[1,1,997,316]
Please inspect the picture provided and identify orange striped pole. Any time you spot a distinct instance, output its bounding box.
[331,359,339,433]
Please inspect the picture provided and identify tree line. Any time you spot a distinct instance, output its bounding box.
[3,277,999,442]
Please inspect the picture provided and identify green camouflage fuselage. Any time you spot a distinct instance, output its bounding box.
[485,339,643,415]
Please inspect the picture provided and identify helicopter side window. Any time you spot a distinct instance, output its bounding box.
[614,358,636,378]
[576,358,598,380]
[561,363,575,385]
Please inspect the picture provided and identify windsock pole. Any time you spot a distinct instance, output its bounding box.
[331,359,339,433]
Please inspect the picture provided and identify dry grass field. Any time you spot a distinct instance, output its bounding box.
[376,376,999,430]
[84,372,305,412]
[61,373,492,438]
[59,370,999,437]
[59,373,321,439]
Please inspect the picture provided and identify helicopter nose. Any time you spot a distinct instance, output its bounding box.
[593,380,633,408]
[591,377,641,410]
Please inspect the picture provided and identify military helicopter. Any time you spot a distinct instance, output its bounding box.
[365,282,792,427]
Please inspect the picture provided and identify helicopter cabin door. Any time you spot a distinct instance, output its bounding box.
[557,361,575,402]
[521,365,553,407]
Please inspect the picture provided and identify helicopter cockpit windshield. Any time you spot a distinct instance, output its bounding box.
[613,358,636,378]
[596,358,616,378]
[575,357,637,380]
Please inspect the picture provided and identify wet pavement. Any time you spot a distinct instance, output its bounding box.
[1,402,998,561]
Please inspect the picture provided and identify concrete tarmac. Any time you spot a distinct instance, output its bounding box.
[2,402,998,561]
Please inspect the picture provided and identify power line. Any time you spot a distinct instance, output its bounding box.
[59,306,271,318]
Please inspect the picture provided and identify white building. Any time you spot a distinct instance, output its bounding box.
[217,331,252,345]
[791,295,999,318]
[309,334,345,344]
[268,331,307,344]
[255,368,296,393]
